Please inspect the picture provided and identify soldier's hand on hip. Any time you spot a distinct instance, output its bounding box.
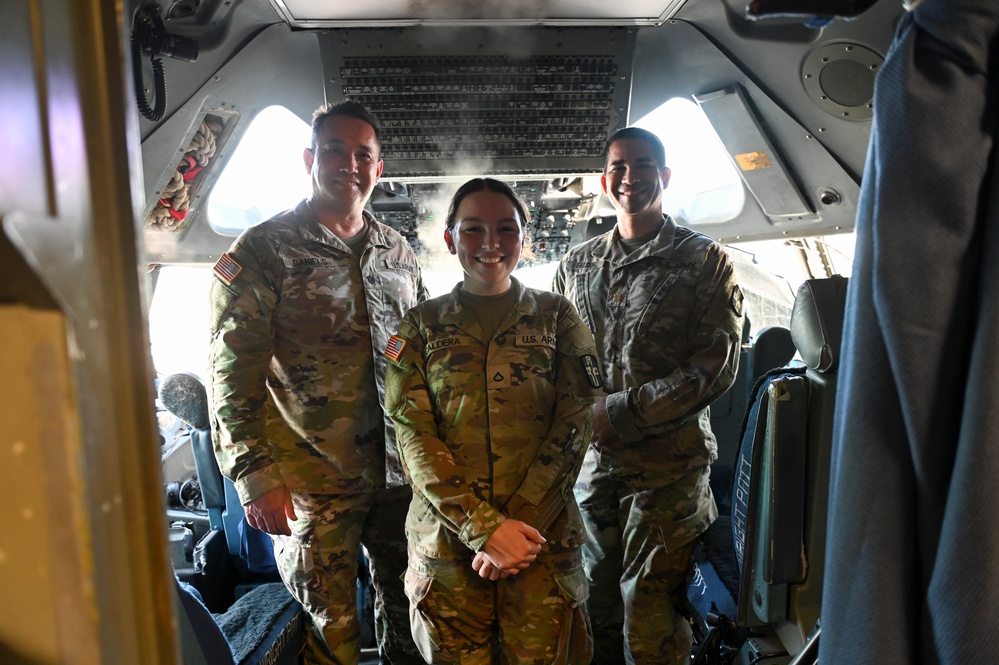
[244,485,298,536]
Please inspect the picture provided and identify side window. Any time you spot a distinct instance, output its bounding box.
[633,98,745,225]
[208,105,312,236]
[727,232,856,339]
[148,266,213,379]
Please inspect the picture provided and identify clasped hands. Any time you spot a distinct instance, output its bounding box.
[247,486,548,582]
[472,518,546,581]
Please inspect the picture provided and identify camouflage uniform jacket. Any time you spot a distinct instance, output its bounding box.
[384,278,603,559]
[553,215,744,492]
[208,200,428,505]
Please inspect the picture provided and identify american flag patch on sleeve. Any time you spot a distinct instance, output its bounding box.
[213,252,243,284]
[385,335,407,361]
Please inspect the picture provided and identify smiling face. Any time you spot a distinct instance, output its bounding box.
[601,137,671,230]
[303,114,383,217]
[444,189,526,296]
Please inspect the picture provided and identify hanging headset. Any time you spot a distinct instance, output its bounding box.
[131,4,199,122]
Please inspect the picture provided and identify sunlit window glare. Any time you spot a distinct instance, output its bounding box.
[149,266,212,379]
[208,106,312,235]
[633,98,745,225]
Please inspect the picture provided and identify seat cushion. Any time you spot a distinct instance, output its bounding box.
[687,516,739,623]
[214,583,303,665]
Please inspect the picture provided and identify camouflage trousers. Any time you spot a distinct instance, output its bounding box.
[404,545,593,664]
[574,448,716,665]
[271,485,424,665]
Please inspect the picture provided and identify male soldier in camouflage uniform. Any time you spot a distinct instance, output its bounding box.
[553,127,744,664]
[384,179,602,664]
[208,101,428,665]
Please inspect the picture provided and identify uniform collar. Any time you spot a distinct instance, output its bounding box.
[589,214,678,265]
[293,199,393,251]
[438,277,538,340]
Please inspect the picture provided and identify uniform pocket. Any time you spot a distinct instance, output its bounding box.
[403,567,455,664]
[552,566,594,664]
[271,534,320,611]
[634,273,678,336]
[208,280,238,335]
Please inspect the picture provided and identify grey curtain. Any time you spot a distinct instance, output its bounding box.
[820,2,999,663]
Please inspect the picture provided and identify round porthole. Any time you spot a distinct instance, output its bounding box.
[802,42,882,121]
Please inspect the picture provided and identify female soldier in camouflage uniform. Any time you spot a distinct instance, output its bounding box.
[384,178,603,664]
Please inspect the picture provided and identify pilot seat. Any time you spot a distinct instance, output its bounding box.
[686,275,848,665]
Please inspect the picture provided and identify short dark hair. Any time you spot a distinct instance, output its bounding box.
[310,101,382,154]
[444,178,532,232]
[602,127,667,171]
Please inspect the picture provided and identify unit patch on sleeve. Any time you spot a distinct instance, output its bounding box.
[731,285,745,317]
[581,354,603,388]
[213,252,243,285]
[385,335,407,361]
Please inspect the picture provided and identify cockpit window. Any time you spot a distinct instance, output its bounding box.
[148,266,212,379]
[633,98,745,225]
[207,105,311,236]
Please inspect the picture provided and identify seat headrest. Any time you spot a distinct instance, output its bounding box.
[789,276,848,373]
[750,325,796,377]
[159,373,210,430]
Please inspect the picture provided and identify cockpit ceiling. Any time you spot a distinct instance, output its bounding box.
[266,0,690,28]
[321,27,636,180]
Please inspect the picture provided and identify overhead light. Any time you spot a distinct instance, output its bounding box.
[266,0,690,28]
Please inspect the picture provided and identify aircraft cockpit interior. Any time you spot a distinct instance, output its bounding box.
[14,1,988,664]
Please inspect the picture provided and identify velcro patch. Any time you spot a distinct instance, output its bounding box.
[285,256,334,268]
[385,259,419,276]
[424,336,467,355]
[213,252,243,284]
[487,364,512,390]
[516,333,557,347]
[581,355,603,388]
[385,335,407,361]
[731,285,745,317]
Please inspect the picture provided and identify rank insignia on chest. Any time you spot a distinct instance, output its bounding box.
[581,354,603,388]
[385,335,407,361]
[213,252,242,284]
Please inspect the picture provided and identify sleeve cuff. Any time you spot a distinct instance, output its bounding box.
[459,502,506,552]
[606,390,644,443]
[234,464,285,505]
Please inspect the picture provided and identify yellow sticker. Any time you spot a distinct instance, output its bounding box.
[734,152,772,171]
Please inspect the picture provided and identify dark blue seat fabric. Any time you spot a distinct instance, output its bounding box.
[175,577,236,665]
[746,326,797,401]
[688,515,739,623]
[687,367,806,627]
[687,276,847,661]
[159,372,279,577]
[215,583,303,665]
[711,325,796,518]
[176,576,304,665]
